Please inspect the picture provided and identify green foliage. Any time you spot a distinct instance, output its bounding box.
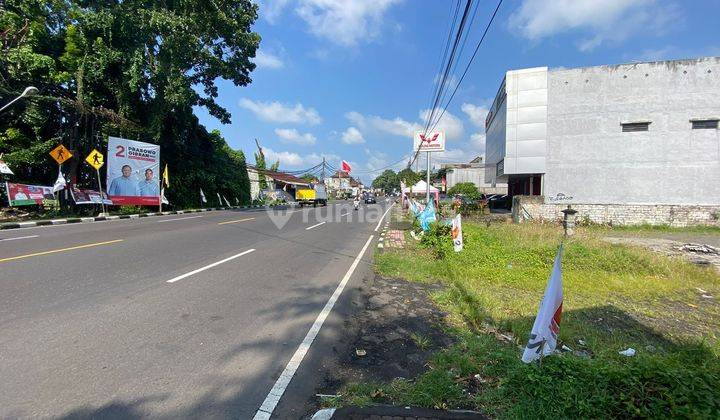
[371,169,399,193]
[1,0,259,208]
[419,222,453,259]
[397,168,421,186]
[367,221,720,417]
[447,182,480,200]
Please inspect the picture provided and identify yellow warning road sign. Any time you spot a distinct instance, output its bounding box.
[85,149,104,170]
[50,144,73,165]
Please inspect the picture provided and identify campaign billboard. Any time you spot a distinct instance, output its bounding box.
[70,187,113,205]
[5,182,55,206]
[106,137,160,205]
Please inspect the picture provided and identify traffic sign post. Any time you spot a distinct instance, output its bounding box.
[49,144,72,165]
[85,149,106,215]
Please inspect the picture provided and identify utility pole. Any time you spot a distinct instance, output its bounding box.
[426,151,431,204]
[321,157,326,183]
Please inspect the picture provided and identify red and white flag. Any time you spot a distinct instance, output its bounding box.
[522,245,564,363]
[341,160,352,173]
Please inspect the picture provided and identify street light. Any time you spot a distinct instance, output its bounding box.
[0,86,39,113]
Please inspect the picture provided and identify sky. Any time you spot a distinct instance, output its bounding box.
[194,0,720,185]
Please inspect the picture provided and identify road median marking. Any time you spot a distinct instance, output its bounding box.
[218,217,255,225]
[0,239,123,263]
[166,249,256,283]
[0,235,39,242]
[157,215,203,223]
[305,221,326,231]
[254,234,374,419]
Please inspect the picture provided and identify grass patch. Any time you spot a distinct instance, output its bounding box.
[584,223,720,235]
[344,221,720,418]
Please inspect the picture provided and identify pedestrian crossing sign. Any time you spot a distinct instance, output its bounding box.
[50,144,73,165]
[85,149,104,170]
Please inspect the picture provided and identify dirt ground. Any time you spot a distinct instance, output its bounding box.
[603,233,720,272]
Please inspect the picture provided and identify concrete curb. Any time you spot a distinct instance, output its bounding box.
[311,405,486,419]
[0,205,287,230]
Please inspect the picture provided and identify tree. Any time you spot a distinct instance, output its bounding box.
[397,168,421,186]
[447,182,480,200]
[269,159,280,172]
[1,0,260,207]
[300,173,318,183]
[371,169,398,193]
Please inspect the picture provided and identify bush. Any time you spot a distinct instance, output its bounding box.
[447,182,480,201]
[420,222,453,259]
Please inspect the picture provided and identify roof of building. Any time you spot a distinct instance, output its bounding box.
[247,165,309,186]
[331,171,350,178]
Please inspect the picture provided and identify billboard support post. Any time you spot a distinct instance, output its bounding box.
[426,151,431,204]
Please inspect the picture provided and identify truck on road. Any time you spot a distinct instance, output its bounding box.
[296,184,328,207]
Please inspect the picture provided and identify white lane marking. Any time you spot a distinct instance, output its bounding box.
[254,234,374,419]
[0,235,39,242]
[157,215,203,223]
[374,203,394,232]
[165,249,256,283]
[339,211,349,217]
[305,221,326,231]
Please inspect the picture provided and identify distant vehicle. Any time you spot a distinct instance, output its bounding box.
[296,184,328,207]
[364,194,376,204]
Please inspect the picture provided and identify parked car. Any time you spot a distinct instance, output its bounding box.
[488,194,511,210]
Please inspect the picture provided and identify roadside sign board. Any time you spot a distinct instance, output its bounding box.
[85,149,104,170]
[49,144,73,165]
[413,131,445,152]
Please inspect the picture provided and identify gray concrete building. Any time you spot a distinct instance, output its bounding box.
[442,156,507,194]
[485,57,720,226]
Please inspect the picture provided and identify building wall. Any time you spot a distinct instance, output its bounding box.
[544,57,720,205]
[504,67,548,175]
[447,167,507,194]
[513,196,720,227]
[485,81,508,186]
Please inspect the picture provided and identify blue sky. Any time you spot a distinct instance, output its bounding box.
[194,0,720,185]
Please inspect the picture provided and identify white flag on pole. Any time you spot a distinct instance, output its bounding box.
[161,188,169,204]
[522,245,564,363]
[216,192,222,206]
[451,214,463,252]
[200,188,207,204]
[0,159,13,175]
[223,195,231,207]
[52,167,67,192]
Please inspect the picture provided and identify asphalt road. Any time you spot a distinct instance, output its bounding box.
[0,201,392,419]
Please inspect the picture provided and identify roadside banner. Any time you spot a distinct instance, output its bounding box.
[413,131,446,152]
[106,137,160,205]
[417,199,436,231]
[223,195,231,207]
[52,167,67,193]
[0,158,14,175]
[70,187,113,205]
[452,214,463,252]
[200,188,207,204]
[522,245,564,363]
[216,192,222,206]
[161,188,169,205]
[5,182,55,206]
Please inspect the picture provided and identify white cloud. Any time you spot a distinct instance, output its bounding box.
[346,108,464,141]
[263,147,339,169]
[509,0,681,51]
[239,99,322,125]
[341,127,365,144]
[295,0,402,46]
[259,0,293,24]
[418,109,464,140]
[470,133,486,152]
[346,111,421,138]
[274,128,317,145]
[253,50,284,69]
[461,103,489,129]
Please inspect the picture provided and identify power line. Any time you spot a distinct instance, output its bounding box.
[429,0,503,134]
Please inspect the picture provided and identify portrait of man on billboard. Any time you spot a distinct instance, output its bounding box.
[108,164,139,196]
[138,168,159,196]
